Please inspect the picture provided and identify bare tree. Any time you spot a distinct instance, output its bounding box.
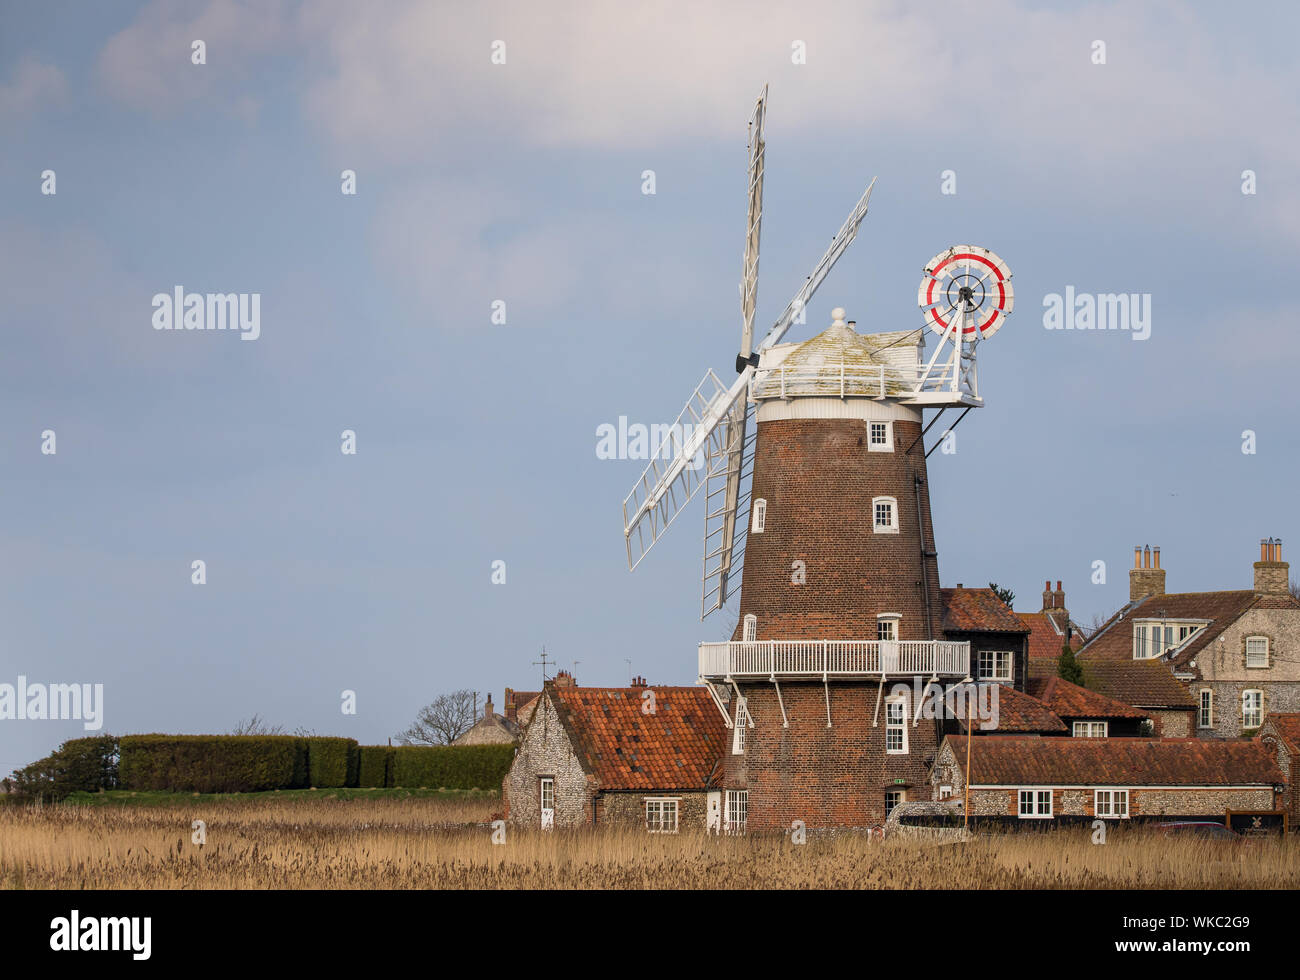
[396,690,476,745]
[230,714,284,735]
[1290,578,1299,602]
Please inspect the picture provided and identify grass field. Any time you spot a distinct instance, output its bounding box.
[3,792,1298,889]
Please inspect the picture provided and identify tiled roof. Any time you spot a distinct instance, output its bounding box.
[1081,660,1196,710]
[940,588,1030,634]
[1077,591,1258,665]
[1262,713,1300,755]
[551,685,727,791]
[1025,676,1148,721]
[1018,611,1083,660]
[949,684,1067,734]
[946,736,1283,786]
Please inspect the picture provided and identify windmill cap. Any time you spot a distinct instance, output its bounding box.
[831,307,847,326]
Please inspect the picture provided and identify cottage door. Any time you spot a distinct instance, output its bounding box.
[706,791,722,834]
[540,777,555,830]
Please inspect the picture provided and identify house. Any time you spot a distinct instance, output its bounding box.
[1020,580,1086,682]
[1259,713,1300,829]
[940,586,1031,689]
[1078,541,1300,738]
[452,695,520,746]
[503,679,726,832]
[933,735,1284,822]
[503,687,542,728]
[1080,660,1197,737]
[1024,676,1149,738]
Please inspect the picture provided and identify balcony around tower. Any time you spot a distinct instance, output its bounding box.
[698,639,970,682]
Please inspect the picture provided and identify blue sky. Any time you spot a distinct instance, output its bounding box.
[2,0,1298,776]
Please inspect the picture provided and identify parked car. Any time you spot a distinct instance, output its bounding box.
[1152,821,1239,840]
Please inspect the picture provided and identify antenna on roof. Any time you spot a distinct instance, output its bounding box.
[532,647,553,686]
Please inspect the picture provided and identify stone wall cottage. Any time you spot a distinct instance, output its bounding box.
[1080,660,1197,737]
[1078,541,1300,739]
[933,736,1283,822]
[504,680,726,832]
[452,695,521,746]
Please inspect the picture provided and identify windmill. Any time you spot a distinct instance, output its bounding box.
[621,84,878,618]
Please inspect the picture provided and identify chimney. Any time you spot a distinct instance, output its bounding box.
[1129,543,1167,603]
[483,695,494,720]
[1053,580,1066,612]
[504,688,517,723]
[554,670,576,689]
[630,675,648,687]
[1254,537,1289,596]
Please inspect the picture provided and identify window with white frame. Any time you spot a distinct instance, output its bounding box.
[1018,789,1053,818]
[1073,720,1108,738]
[1243,689,1263,729]
[1094,789,1129,819]
[885,696,908,754]
[877,614,900,642]
[725,789,747,834]
[751,498,767,534]
[645,798,680,833]
[939,785,953,800]
[1132,620,1206,660]
[732,699,749,755]
[742,614,757,642]
[977,650,1013,682]
[1246,636,1270,669]
[1199,689,1214,729]
[868,420,893,452]
[872,496,899,534]
[884,789,905,818]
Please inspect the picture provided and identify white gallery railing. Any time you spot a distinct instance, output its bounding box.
[699,639,969,679]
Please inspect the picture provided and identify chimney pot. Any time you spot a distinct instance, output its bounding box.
[1153,548,1160,570]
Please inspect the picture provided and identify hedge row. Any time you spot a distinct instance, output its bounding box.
[391,744,514,790]
[33,736,515,794]
[119,735,310,793]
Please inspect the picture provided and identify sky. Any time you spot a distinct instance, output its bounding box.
[2,0,1298,777]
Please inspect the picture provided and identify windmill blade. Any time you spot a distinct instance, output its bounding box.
[754,177,877,356]
[737,83,767,368]
[623,368,752,570]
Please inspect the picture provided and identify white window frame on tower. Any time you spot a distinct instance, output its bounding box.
[1246,636,1270,669]
[877,613,901,642]
[884,789,905,818]
[725,789,747,834]
[885,695,908,754]
[742,614,757,642]
[751,498,767,533]
[732,698,749,755]
[868,420,893,452]
[872,496,899,534]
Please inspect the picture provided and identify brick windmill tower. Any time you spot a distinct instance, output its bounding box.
[622,86,1013,831]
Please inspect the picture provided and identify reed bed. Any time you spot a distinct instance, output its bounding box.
[2,796,1297,889]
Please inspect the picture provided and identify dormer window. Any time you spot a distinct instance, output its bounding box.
[868,420,893,452]
[751,498,767,533]
[1132,620,1206,660]
[872,497,899,534]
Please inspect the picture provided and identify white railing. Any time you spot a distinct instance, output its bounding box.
[699,639,969,679]
[748,361,964,401]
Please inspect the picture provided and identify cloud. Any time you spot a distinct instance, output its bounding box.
[96,0,291,115]
[0,57,67,116]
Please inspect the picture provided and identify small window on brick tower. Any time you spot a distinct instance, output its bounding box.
[752,498,767,534]
[877,614,900,641]
[868,420,893,452]
[872,497,899,534]
[742,614,757,642]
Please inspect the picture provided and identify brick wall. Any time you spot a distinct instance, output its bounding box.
[724,681,941,829]
[733,417,942,641]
